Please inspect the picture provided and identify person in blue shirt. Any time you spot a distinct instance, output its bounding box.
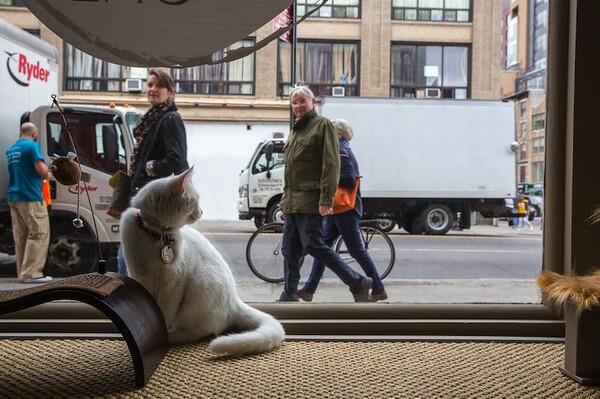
[6,122,53,283]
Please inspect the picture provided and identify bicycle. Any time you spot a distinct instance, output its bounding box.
[245,219,396,283]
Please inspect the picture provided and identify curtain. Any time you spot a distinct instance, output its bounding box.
[332,44,357,84]
[306,42,332,83]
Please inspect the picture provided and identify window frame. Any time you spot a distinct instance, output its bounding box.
[296,0,360,19]
[171,38,257,96]
[277,40,360,98]
[391,0,472,23]
[63,43,133,92]
[390,42,471,99]
[3,1,593,341]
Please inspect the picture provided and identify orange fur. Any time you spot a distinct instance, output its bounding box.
[537,269,600,315]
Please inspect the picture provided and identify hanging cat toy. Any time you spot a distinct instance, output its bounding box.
[49,95,107,273]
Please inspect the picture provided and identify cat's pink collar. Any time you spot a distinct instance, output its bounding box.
[136,211,175,234]
[134,212,175,243]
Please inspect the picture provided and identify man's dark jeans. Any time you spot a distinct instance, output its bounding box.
[281,213,365,296]
[303,213,385,294]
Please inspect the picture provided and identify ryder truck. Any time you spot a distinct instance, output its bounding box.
[0,18,143,275]
[238,96,516,235]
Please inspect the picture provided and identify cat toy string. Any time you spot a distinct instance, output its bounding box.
[51,95,106,274]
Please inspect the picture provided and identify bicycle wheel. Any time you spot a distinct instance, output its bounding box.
[334,225,395,280]
[246,223,285,283]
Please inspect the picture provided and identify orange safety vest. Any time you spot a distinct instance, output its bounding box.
[42,179,52,208]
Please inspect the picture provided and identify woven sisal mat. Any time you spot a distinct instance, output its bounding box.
[0,339,599,398]
[0,274,124,305]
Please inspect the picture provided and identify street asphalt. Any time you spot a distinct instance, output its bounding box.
[0,218,544,304]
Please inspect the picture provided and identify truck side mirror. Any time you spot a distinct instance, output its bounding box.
[264,142,273,163]
[264,142,274,179]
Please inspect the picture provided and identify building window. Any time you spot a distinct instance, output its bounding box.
[172,39,255,95]
[278,41,359,97]
[392,0,471,22]
[520,143,527,161]
[531,113,546,131]
[64,44,139,92]
[519,164,527,183]
[520,122,527,138]
[531,161,544,183]
[506,12,518,68]
[390,43,469,99]
[533,0,548,70]
[297,0,360,18]
[520,100,527,118]
[532,137,545,155]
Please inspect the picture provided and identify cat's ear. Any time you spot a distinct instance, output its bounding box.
[175,167,194,195]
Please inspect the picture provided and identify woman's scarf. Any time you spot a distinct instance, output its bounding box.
[128,97,176,176]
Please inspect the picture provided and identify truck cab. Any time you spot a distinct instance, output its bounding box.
[0,104,143,276]
[237,139,285,227]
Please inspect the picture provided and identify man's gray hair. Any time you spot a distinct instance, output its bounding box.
[331,119,354,141]
[289,84,315,99]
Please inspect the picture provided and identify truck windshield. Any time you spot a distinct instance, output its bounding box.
[47,111,127,175]
[125,112,142,133]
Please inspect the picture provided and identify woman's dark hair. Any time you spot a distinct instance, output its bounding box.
[148,68,175,93]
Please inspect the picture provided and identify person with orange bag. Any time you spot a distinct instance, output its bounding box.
[297,119,388,302]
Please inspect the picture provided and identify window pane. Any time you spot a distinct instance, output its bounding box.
[172,39,254,95]
[405,9,417,20]
[419,0,443,8]
[443,46,469,86]
[417,46,442,86]
[394,0,417,6]
[431,10,443,21]
[391,45,417,86]
[445,0,469,8]
[64,44,122,92]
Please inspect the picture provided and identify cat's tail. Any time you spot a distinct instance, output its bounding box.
[209,302,285,356]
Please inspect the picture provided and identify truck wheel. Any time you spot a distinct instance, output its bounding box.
[0,231,15,255]
[402,215,424,234]
[374,213,396,232]
[45,222,99,277]
[267,202,284,224]
[411,217,426,235]
[401,215,414,233]
[254,217,266,228]
[421,204,454,235]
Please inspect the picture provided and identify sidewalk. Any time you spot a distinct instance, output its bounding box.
[0,219,544,303]
[191,219,543,237]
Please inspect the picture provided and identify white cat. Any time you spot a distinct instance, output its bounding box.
[120,168,285,356]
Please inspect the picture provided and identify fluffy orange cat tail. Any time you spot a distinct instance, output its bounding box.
[537,270,600,315]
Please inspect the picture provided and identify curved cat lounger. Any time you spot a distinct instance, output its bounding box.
[0,272,168,388]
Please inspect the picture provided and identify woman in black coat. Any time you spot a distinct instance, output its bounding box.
[117,68,189,274]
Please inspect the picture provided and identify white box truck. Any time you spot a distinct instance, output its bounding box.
[0,18,144,276]
[238,97,517,235]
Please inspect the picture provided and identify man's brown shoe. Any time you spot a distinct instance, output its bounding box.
[297,288,313,302]
[370,289,388,302]
[353,277,372,302]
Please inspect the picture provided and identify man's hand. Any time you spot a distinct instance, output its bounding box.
[319,205,333,217]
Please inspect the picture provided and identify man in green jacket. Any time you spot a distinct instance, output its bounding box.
[277,85,372,302]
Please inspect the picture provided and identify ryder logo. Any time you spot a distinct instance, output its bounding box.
[5,51,51,87]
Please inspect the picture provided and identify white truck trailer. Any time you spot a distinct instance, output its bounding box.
[237,96,516,235]
[0,18,144,276]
